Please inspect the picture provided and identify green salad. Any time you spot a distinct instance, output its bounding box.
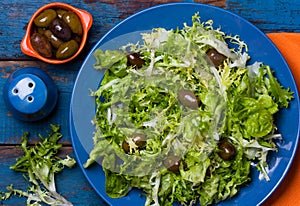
[84,14,293,206]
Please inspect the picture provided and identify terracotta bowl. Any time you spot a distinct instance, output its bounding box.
[21,2,93,64]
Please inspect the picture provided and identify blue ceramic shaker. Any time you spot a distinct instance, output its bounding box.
[3,67,58,121]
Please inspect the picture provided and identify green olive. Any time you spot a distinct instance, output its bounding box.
[37,27,46,35]
[56,9,67,19]
[30,32,52,58]
[34,9,57,27]
[44,30,63,48]
[56,40,78,59]
[178,89,200,109]
[62,11,83,36]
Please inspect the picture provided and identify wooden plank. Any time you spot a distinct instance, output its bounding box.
[0,146,107,205]
[0,0,179,59]
[1,0,299,60]
[227,0,300,33]
[194,0,226,7]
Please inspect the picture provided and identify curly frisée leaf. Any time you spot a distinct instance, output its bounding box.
[0,124,76,206]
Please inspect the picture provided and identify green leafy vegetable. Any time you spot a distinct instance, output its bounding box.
[84,13,293,206]
[0,124,76,206]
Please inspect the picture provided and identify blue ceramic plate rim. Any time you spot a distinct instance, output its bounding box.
[70,2,300,206]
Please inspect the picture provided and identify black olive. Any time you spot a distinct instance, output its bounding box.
[49,18,72,41]
[217,140,236,160]
[131,133,147,148]
[122,141,130,153]
[126,52,145,68]
[178,89,200,109]
[30,33,53,58]
[206,48,227,67]
[163,155,182,173]
[122,133,147,153]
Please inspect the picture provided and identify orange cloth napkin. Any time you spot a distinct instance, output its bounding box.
[262,33,300,205]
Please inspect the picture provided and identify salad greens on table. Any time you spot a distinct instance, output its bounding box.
[83,13,293,206]
[0,124,76,206]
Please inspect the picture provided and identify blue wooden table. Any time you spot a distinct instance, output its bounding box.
[0,0,299,205]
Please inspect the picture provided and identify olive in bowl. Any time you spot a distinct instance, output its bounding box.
[21,2,93,64]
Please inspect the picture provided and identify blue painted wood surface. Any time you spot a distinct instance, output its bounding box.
[0,0,299,205]
[227,0,300,33]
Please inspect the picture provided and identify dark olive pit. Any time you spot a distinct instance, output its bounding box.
[30,7,83,60]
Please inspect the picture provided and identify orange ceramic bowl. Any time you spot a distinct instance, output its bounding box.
[21,2,93,64]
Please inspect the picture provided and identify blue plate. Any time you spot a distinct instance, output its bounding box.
[70,3,300,205]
